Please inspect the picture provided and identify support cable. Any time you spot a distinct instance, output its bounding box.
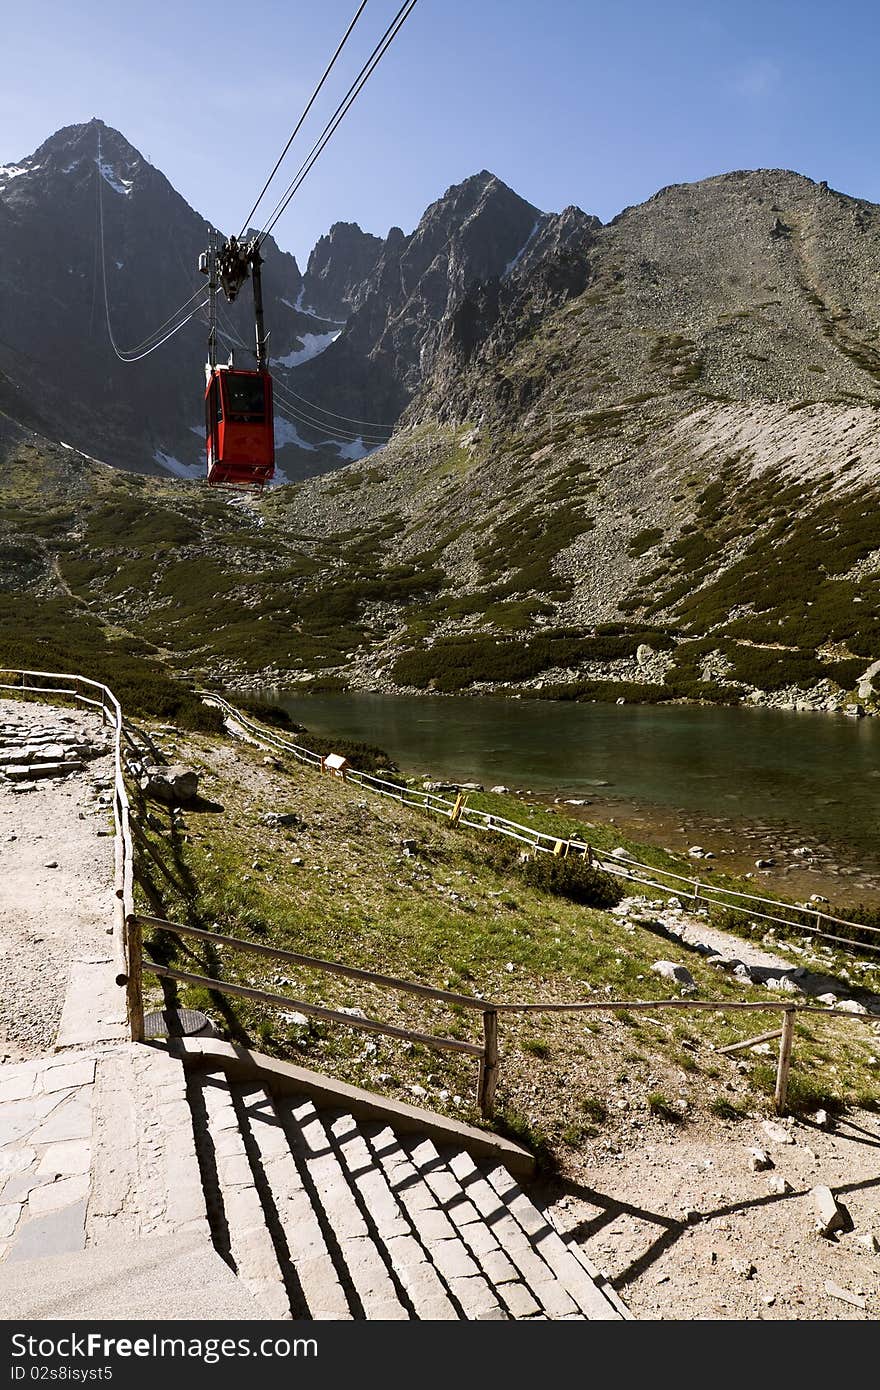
[95,133,209,361]
[238,0,369,238]
[214,309,394,434]
[257,0,420,244]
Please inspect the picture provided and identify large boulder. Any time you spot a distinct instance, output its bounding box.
[651,960,695,986]
[141,763,199,805]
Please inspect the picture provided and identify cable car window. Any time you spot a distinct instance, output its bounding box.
[224,375,266,420]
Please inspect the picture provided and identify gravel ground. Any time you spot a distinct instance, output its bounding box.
[0,700,115,1060]
[546,1106,880,1321]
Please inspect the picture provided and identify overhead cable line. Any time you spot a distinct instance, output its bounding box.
[271,380,393,431]
[95,138,209,361]
[273,390,392,444]
[212,315,392,442]
[214,306,393,433]
[237,0,369,238]
[257,0,420,244]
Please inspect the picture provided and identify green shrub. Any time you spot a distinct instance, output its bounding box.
[518,854,623,909]
[233,697,305,733]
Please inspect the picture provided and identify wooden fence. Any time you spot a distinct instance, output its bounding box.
[130,911,880,1118]
[3,673,877,1123]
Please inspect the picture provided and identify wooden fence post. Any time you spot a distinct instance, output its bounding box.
[692,879,701,909]
[125,915,145,1043]
[774,1008,795,1114]
[477,1009,499,1118]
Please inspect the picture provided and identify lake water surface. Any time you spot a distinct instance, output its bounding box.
[264,692,880,895]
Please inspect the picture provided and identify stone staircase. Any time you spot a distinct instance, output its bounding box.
[0,707,106,790]
[189,1068,628,1321]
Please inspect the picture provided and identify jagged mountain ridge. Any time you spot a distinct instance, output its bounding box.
[0,120,583,482]
[275,168,880,710]
[3,150,880,714]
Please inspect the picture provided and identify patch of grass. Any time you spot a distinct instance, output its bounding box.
[709,1097,745,1121]
[647,1092,684,1123]
[628,527,665,557]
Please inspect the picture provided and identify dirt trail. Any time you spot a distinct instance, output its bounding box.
[0,699,116,1061]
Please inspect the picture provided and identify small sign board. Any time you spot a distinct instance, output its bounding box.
[322,752,350,779]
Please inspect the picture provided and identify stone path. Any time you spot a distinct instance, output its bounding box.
[0,696,629,1320]
[0,1045,208,1268]
[0,699,118,1059]
[611,894,880,1014]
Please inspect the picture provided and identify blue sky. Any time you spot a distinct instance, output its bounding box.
[4,1,880,266]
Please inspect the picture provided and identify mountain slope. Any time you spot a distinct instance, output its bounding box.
[3,159,880,715]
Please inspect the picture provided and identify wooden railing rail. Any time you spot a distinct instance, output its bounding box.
[133,913,492,1009]
[129,910,879,1118]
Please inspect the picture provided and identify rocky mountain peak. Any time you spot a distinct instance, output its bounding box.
[303,221,384,319]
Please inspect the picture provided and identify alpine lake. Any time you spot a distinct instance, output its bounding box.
[261,692,880,908]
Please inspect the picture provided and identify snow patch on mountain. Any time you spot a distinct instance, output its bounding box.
[333,437,373,461]
[275,417,317,451]
[154,448,201,480]
[97,158,132,197]
[272,330,341,369]
[274,415,374,460]
[504,218,542,276]
[0,164,31,191]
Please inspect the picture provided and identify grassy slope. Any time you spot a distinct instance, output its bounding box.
[133,714,880,1173]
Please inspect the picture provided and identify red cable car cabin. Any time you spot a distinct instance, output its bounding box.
[204,366,274,487]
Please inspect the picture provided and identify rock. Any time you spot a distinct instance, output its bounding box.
[142,764,199,805]
[812,1109,830,1128]
[747,1147,773,1172]
[792,846,811,858]
[651,960,695,986]
[688,846,704,858]
[261,812,300,827]
[490,785,509,794]
[816,992,839,1006]
[458,782,483,792]
[750,1041,773,1055]
[855,1231,879,1253]
[844,703,865,719]
[767,1175,792,1194]
[400,839,418,856]
[765,975,799,993]
[824,1281,865,1309]
[755,858,775,869]
[43,860,59,870]
[837,999,868,1014]
[762,1121,795,1145]
[732,1259,756,1280]
[812,1185,845,1236]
